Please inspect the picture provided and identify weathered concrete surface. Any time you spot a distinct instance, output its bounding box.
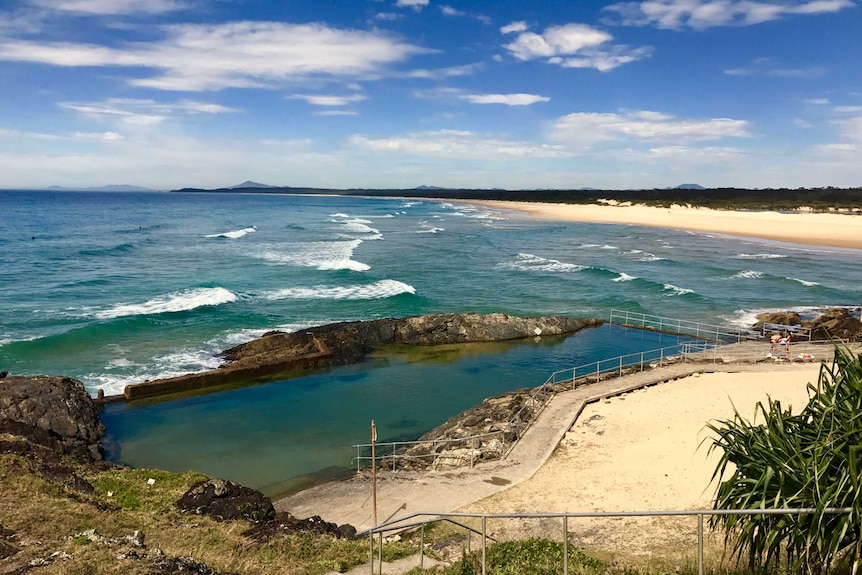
[123,313,603,401]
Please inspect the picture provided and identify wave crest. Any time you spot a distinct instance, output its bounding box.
[95,287,237,319]
[263,280,415,301]
[206,226,257,239]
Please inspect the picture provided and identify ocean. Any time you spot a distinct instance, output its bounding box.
[1,190,859,494]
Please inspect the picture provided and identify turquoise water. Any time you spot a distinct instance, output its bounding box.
[2,190,860,491]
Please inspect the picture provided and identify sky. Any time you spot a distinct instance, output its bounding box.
[0,0,860,191]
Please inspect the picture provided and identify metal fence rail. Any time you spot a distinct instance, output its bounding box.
[364,508,853,575]
[609,309,755,342]
[351,340,720,470]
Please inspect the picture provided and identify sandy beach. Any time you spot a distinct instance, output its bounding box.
[459,200,862,250]
[459,367,820,561]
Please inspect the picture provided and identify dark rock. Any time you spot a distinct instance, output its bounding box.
[0,371,8,378]
[0,523,18,560]
[0,376,105,461]
[806,307,862,341]
[39,462,96,494]
[243,511,356,542]
[755,311,802,331]
[150,555,238,575]
[755,308,862,342]
[125,313,603,400]
[175,478,275,522]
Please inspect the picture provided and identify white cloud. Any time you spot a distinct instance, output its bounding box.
[500,21,529,34]
[804,98,831,105]
[289,94,367,106]
[350,129,569,159]
[406,62,482,79]
[0,22,429,91]
[28,0,186,15]
[833,116,862,141]
[373,12,403,21]
[314,110,360,117]
[604,0,854,30]
[72,131,124,141]
[503,23,650,71]
[552,110,752,147]
[439,5,491,24]
[462,93,550,106]
[59,98,238,125]
[724,59,826,78]
[834,106,862,113]
[395,0,429,10]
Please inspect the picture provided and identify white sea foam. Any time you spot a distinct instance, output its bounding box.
[262,279,415,301]
[733,270,764,279]
[663,283,694,296]
[257,239,370,271]
[638,254,665,262]
[734,253,787,260]
[86,347,224,396]
[416,221,444,234]
[498,253,586,273]
[790,277,821,287]
[341,221,381,235]
[206,226,256,239]
[94,287,238,319]
[329,213,350,218]
[613,273,636,282]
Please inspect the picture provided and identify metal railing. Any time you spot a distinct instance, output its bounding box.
[351,340,720,470]
[363,508,853,575]
[609,309,755,342]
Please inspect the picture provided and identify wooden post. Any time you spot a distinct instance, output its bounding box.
[371,420,378,526]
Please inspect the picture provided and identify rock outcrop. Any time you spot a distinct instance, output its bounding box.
[755,307,862,342]
[175,478,276,523]
[175,479,357,540]
[0,376,105,461]
[123,313,603,400]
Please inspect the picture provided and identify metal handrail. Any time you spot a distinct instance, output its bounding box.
[365,508,854,575]
[609,309,754,342]
[351,340,717,470]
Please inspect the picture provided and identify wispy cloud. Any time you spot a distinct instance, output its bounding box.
[604,0,854,30]
[0,22,429,91]
[406,62,482,79]
[350,129,569,159]
[500,21,529,34]
[439,5,492,25]
[552,110,752,148]
[289,94,367,106]
[59,98,238,125]
[28,0,187,15]
[502,23,651,72]
[395,0,429,11]
[724,58,826,78]
[462,93,550,106]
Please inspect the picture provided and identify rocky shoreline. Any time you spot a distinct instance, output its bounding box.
[117,313,604,401]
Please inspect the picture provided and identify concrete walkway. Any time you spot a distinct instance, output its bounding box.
[275,341,839,532]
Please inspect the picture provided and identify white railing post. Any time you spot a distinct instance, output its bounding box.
[697,513,704,575]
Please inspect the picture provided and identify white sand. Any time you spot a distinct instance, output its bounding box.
[462,366,822,560]
[460,200,862,250]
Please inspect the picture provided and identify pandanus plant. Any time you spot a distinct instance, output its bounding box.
[708,345,862,575]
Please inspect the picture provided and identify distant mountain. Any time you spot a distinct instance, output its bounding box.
[675,183,706,190]
[414,185,447,190]
[229,180,276,189]
[47,184,155,192]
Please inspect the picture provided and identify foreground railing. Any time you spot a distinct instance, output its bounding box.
[363,508,853,575]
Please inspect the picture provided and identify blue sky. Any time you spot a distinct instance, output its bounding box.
[0,0,860,190]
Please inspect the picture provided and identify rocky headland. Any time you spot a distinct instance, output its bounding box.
[754,307,862,341]
[120,313,604,400]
